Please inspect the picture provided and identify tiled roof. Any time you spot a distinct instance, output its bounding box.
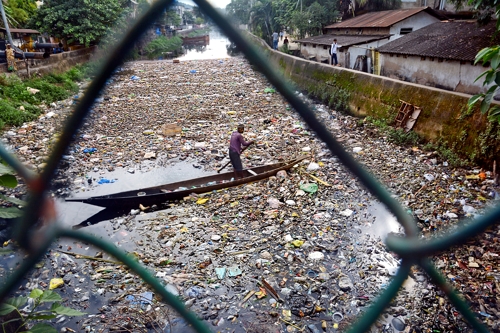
[0,28,40,34]
[324,7,445,29]
[295,34,391,47]
[377,20,499,61]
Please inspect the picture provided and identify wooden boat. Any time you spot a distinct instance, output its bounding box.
[65,157,305,209]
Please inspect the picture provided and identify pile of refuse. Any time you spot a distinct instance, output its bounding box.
[0,57,499,333]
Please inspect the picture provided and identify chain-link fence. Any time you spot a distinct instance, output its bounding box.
[1,0,499,332]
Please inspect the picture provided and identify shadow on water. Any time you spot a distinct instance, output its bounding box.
[62,160,215,230]
[71,208,129,230]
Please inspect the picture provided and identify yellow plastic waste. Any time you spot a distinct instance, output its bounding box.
[227,111,236,115]
[180,227,189,233]
[291,240,304,248]
[196,198,209,204]
[49,278,64,290]
[230,201,239,207]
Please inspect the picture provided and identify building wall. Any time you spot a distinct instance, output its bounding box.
[380,54,490,95]
[400,0,426,9]
[300,38,390,70]
[389,12,441,40]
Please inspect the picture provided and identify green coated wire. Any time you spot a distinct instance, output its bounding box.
[420,258,489,333]
[0,0,497,331]
[13,0,176,251]
[347,260,414,333]
[0,145,35,183]
[386,205,500,257]
[59,229,213,333]
[193,0,420,239]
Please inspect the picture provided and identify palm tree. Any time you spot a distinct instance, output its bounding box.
[0,1,20,28]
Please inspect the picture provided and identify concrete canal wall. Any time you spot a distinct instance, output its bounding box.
[246,33,500,168]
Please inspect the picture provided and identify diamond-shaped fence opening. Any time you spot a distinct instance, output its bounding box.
[1,0,499,332]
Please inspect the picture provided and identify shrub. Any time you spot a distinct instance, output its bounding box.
[387,128,422,146]
[144,36,183,59]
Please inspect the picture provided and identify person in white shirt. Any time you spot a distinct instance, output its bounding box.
[330,39,340,66]
[272,31,279,50]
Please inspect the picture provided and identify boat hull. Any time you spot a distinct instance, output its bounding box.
[65,158,304,209]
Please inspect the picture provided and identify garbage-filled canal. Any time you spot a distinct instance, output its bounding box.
[1,52,499,333]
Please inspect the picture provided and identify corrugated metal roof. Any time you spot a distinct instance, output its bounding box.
[377,20,499,61]
[295,34,391,47]
[325,7,443,29]
[0,28,40,34]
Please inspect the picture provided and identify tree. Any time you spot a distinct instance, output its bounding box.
[183,11,195,24]
[29,0,130,47]
[4,0,37,27]
[307,1,339,35]
[290,10,311,39]
[249,0,279,43]
[165,10,181,26]
[136,0,151,17]
[226,0,251,24]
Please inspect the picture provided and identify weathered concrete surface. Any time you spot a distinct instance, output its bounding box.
[0,46,96,77]
[247,33,500,168]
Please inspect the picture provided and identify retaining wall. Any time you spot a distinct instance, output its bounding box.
[0,46,96,78]
[247,33,500,168]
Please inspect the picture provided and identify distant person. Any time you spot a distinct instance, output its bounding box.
[5,44,16,71]
[283,36,289,46]
[272,31,279,50]
[329,38,341,66]
[229,124,254,179]
[280,31,284,41]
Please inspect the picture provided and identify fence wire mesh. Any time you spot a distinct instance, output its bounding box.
[0,0,499,332]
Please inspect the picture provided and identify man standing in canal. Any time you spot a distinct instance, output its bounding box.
[229,124,254,179]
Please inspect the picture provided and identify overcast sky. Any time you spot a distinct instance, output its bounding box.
[179,0,231,9]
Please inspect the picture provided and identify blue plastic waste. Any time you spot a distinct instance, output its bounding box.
[83,148,97,154]
[189,70,197,74]
[97,178,115,184]
[130,75,140,80]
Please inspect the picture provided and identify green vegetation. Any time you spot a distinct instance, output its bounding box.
[279,44,292,54]
[387,128,422,146]
[0,162,24,219]
[0,66,87,129]
[363,117,466,167]
[423,140,468,168]
[187,28,211,38]
[3,0,37,27]
[0,288,85,333]
[30,0,130,47]
[143,36,183,59]
[226,0,398,44]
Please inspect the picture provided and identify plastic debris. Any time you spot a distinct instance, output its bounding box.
[49,278,64,290]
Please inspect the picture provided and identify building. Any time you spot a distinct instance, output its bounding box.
[296,7,445,69]
[376,20,499,95]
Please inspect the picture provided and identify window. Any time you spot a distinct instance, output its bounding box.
[400,28,413,35]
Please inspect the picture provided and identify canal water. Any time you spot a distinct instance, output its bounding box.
[0,32,406,332]
[176,28,235,61]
